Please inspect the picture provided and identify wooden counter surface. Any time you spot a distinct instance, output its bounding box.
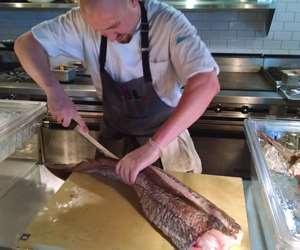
[17,172,249,250]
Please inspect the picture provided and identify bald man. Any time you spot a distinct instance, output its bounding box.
[14,0,220,184]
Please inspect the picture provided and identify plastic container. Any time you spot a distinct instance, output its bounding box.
[0,100,46,163]
[0,160,48,248]
[245,118,300,250]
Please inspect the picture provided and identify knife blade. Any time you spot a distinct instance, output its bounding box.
[69,120,119,160]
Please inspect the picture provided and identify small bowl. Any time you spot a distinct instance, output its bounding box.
[51,65,77,83]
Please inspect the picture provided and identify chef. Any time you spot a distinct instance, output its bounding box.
[14,0,220,184]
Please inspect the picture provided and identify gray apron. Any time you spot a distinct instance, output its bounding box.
[98,1,174,158]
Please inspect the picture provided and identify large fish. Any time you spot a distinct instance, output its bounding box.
[64,158,243,250]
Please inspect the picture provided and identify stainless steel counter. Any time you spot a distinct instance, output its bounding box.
[0,81,96,99]
[0,80,284,105]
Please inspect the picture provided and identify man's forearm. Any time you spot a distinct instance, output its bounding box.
[152,71,220,147]
[14,31,61,94]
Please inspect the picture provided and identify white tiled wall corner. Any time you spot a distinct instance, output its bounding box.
[0,0,299,55]
[184,0,300,55]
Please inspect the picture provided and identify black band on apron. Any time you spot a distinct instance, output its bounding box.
[140,1,152,82]
[99,36,107,73]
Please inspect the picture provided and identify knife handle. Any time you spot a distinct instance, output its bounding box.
[69,119,78,129]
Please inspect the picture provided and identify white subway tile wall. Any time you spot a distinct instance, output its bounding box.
[0,10,65,40]
[0,0,299,55]
[183,0,300,54]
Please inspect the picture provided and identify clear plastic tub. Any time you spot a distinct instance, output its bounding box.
[245,118,300,250]
[0,100,46,163]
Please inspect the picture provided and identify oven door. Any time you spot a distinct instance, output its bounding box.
[190,114,252,179]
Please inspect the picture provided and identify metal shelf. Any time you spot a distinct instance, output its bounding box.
[166,0,275,10]
[0,2,76,9]
[0,0,275,10]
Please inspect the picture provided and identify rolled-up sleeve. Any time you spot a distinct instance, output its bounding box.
[169,13,219,84]
[31,8,84,60]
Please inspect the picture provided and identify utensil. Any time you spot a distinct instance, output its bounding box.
[69,120,119,159]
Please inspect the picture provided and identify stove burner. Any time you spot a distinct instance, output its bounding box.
[0,67,32,83]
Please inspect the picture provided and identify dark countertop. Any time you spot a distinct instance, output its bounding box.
[219,72,276,92]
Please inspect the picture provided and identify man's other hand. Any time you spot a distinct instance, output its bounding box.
[116,139,161,184]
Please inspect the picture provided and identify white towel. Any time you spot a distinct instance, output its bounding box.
[160,129,202,173]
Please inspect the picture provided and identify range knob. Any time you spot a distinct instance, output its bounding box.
[241,105,249,114]
[215,104,222,113]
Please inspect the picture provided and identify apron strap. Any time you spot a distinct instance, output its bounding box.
[99,35,107,73]
[99,1,152,82]
[140,0,152,82]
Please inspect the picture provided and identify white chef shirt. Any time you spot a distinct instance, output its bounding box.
[31,0,218,107]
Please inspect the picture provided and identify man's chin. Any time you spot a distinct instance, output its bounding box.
[116,34,132,44]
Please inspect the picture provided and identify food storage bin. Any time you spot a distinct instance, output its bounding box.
[0,100,46,163]
[245,118,300,250]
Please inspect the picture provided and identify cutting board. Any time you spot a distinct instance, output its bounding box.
[17,172,249,250]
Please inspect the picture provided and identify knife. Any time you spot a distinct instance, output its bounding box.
[69,120,119,160]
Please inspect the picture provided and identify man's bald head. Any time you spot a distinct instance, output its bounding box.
[80,0,126,17]
[80,0,140,43]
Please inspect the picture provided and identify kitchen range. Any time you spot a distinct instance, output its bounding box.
[0,0,300,248]
[1,53,299,177]
[1,47,300,248]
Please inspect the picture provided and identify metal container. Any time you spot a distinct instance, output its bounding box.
[51,65,77,82]
[41,128,97,165]
[0,100,46,162]
[245,118,300,250]
[40,113,103,165]
[280,69,300,88]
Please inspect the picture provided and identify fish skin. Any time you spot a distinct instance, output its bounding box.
[68,158,242,250]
